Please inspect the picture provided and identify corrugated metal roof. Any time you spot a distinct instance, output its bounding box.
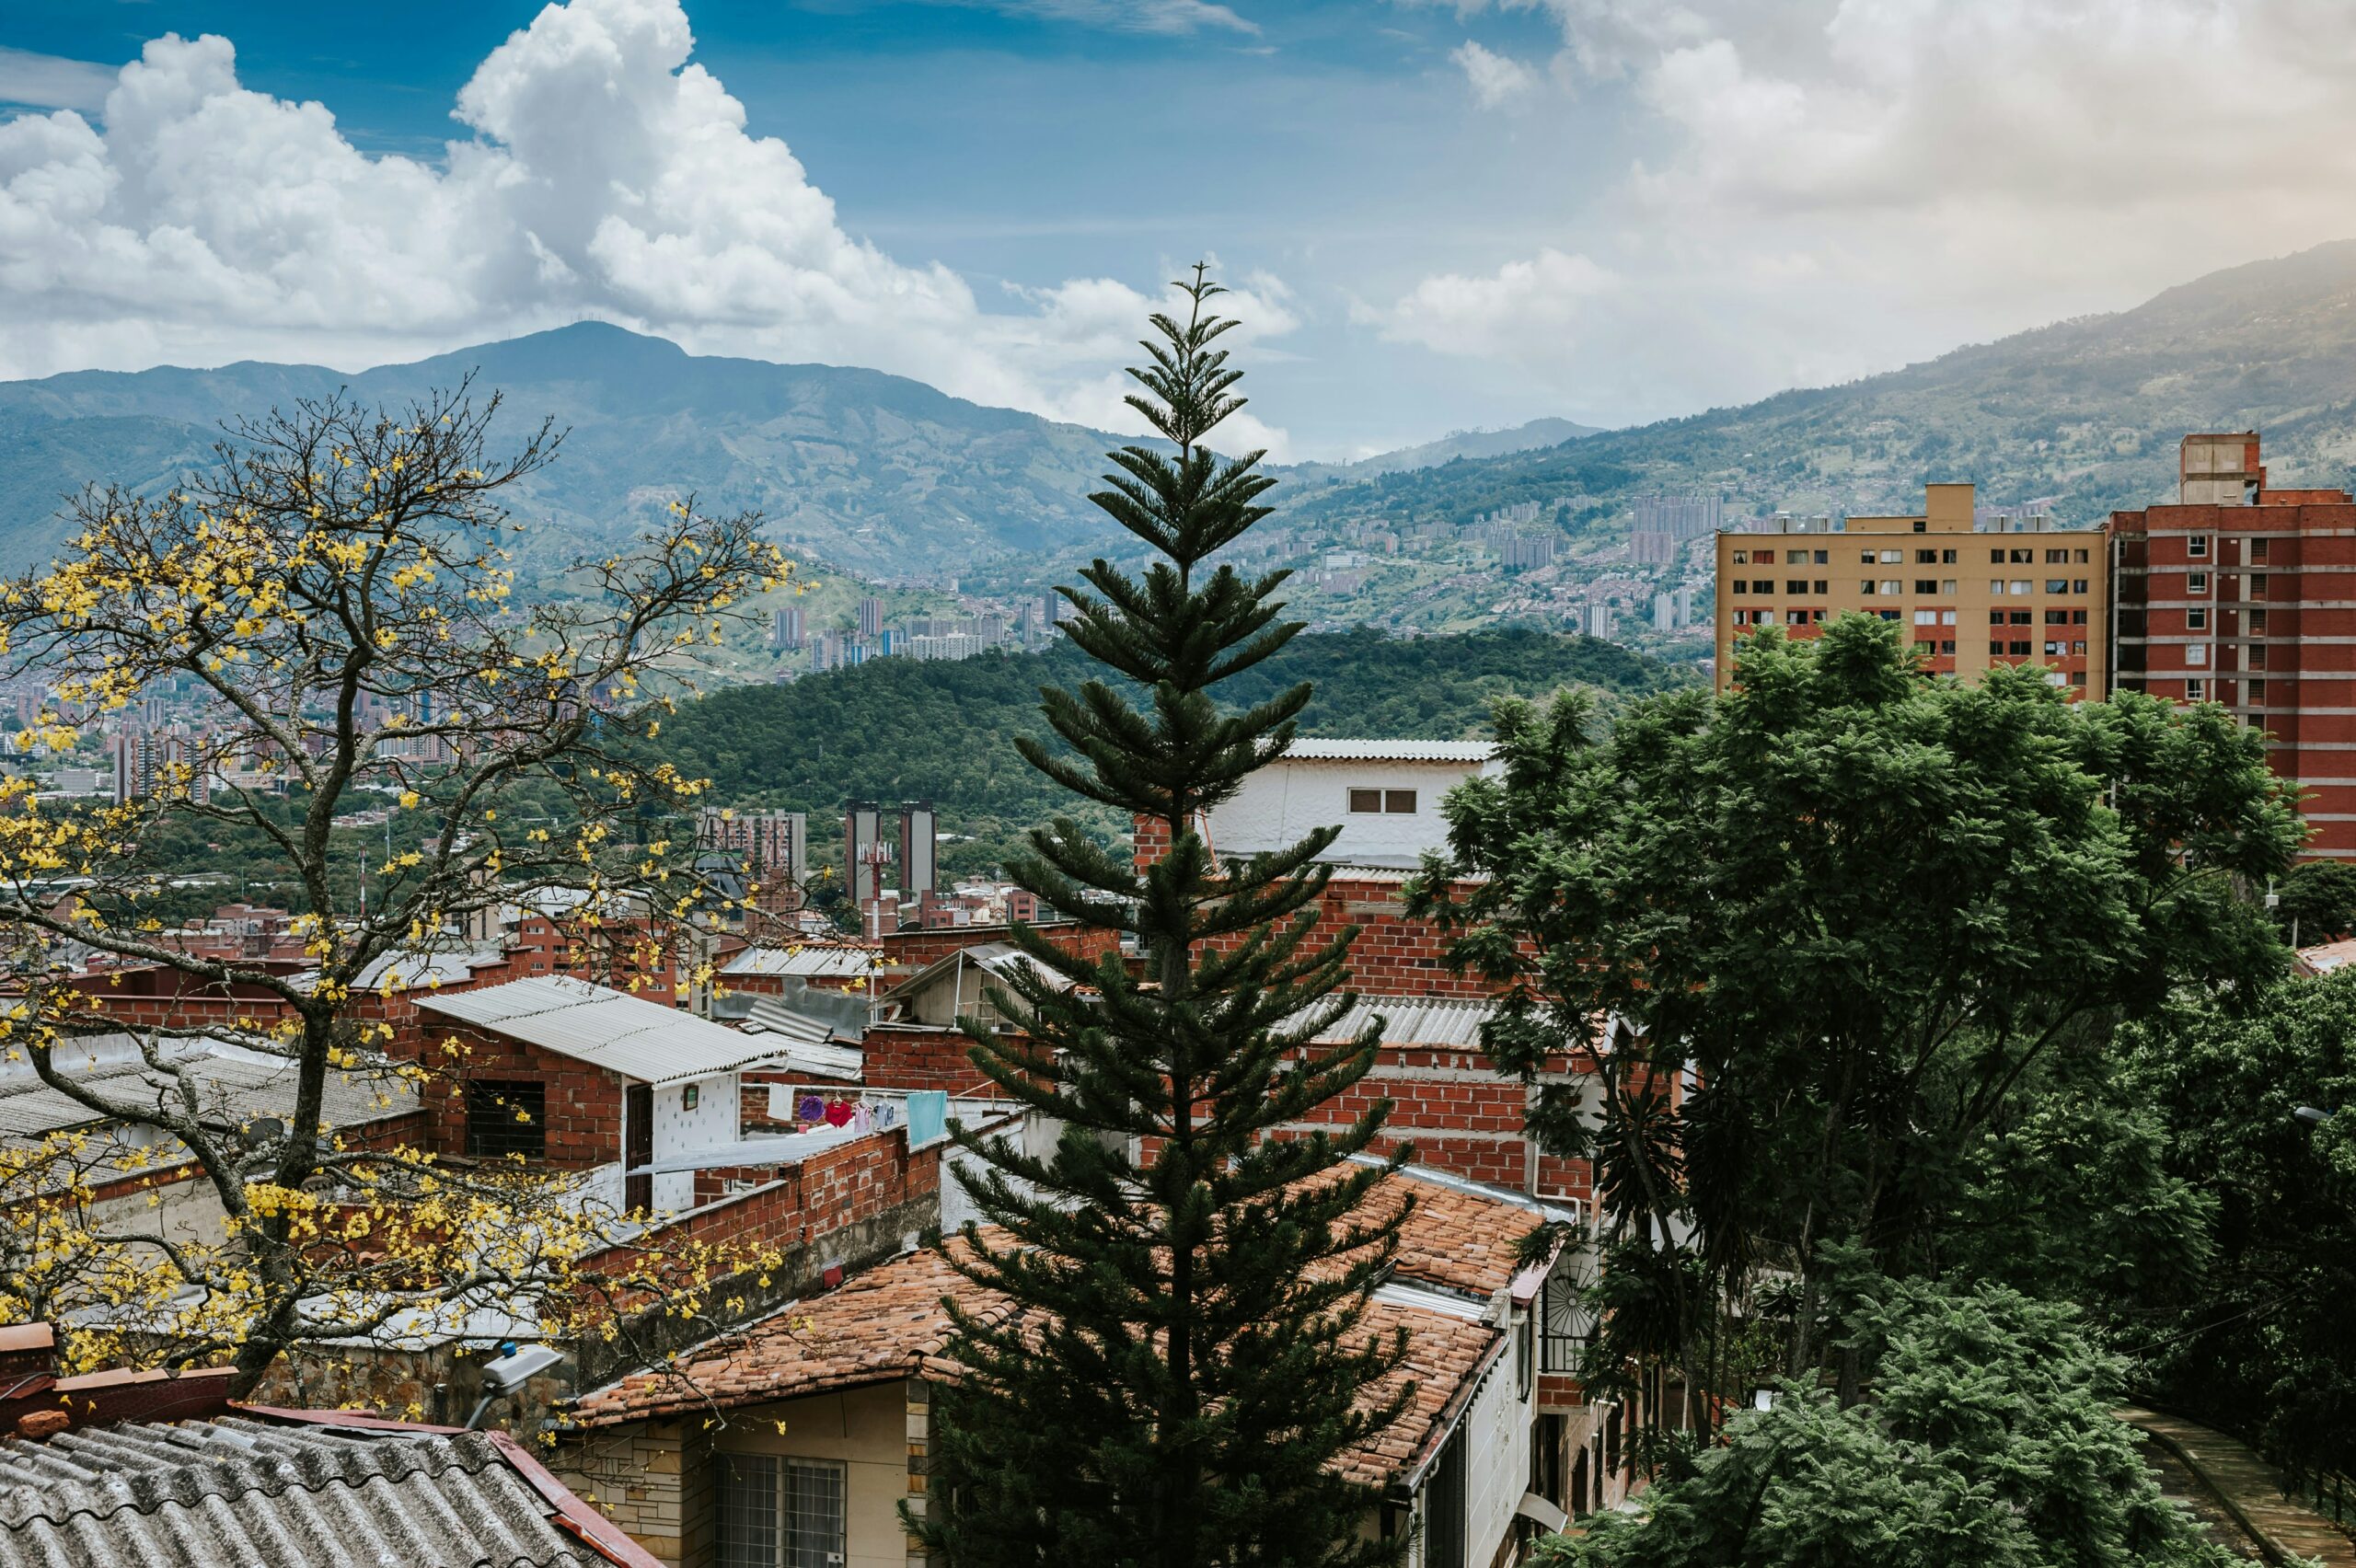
[2301,938,2356,974]
[1282,739,1496,763]
[0,1417,595,1568]
[722,945,882,979]
[1304,997,1497,1050]
[413,976,778,1088]
[299,948,507,995]
[878,941,1074,1006]
[0,1040,418,1143]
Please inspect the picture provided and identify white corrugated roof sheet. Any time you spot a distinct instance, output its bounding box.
[722,945,882,979]
[0,1039,418,1142]
[1305,997,1498,1050]
[1281,739,1496,763]
[413,976,779,1088]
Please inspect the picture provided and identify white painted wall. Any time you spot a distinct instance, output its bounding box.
[1462,1335,1531,1566]
[1205,757,1495,866]
[650,1071,736,1215]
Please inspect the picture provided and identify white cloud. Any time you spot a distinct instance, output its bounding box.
[1380,0,2356,421]
[0,47,116,112]
[1451,40,1538,108]
[0,0,1294,453]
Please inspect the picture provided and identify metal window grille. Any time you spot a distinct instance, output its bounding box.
[781,1458,847,1567]
[464,1080,545,1159]
[1540,1270,1590,1374]
[717,1455,780,1568]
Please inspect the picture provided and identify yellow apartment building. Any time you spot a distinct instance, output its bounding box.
[1712,481,2110,696]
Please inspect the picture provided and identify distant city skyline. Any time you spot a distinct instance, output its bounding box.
[6,1,2356,459]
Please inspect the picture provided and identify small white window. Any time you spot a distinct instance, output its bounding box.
[1990,581,2007,595]
[2188,571,2210,594]
[2186,643,2210,667]
[2188,535,2210,559]
[1878,549,1903,564]
[2009,580,2032,595]
[1941,609,1957,626]
[1347,789,1383,813]
[2187,607,2207,630]
[1913,609,1938,626]
[1941,580,1958,594]
[1879,580,1900,595]
[2186,678,2207,701]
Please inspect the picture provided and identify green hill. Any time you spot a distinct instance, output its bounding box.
[0,322,1129,578]
[658,626,1683,880]
[1285,238,2356,540]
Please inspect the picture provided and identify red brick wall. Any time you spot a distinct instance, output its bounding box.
[874,922,1120,971]
[604,1126,943,1262]
[394,1020,622,1169]
[860,1026,1006,1096]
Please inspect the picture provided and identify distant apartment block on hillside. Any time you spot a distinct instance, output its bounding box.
[1713,481,2109,696]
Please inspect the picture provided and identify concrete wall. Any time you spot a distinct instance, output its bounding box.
[651,1073,736,1216]
[1205,757,1489,865]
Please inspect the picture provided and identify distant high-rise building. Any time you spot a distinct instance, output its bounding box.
[770,606,804,650]
[699,807,808,907]
[1652,593,1677,632]
[1633,493,1725,541]
[1585,602,1618,640]
[845,801,888,905]
[858,596,884,640]
[1500,536,1558,571]
[898,801,937,899]
[1630,529,1678,567]
[1674,584,1695,624]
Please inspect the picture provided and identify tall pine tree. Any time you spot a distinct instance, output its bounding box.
[914,268,1412,1566]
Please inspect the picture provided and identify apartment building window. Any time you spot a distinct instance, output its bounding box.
[1859,581,1878,595]
[2044,579,2069,594]
[1990,549,2007,564]
[2072,579,2089,593]
[1989,610,2008,625]
[2073,548,2090,563]
[2188,535,2210,559]
[1786,549,1811,564]
[2187,572,2209,594]
[1879,580,1901,594]
[1805,609,1829,624]
[2249,679,2268,705]
[2250,573,2269,597]
[2009,640,2032,656]
[1732,550,1750,565]
[2010,548,2034,564]
[1913,580,1937,594]
[465,1081,546,1160]
[1912,519,1927,533]
[1877,609,1901,621]
[1746,580,1768,594]
[1879,549,1903,563]
[2009,580,2032,595]
[1813,579,1830,594]
[2046,548,2068,564]
[1988,640,2005,655]
[1915,548,1938,564]
[1939,640,1957,654]
[2249,608,2268,635]
[1941,549,1957,563]
[1914,640,1936,656]
[2187,644,2210,666]
[1813,549,1830,564]
[2250,538,2269,561]
[1913,609,1939,627]
[1348,789,1418,813]
[2186,679,2206,701]
[718,1455,848,1568]
[2009,610,2033,626]
[1786,580,1810,594]
[1940,579,1958,594]
[2045,609,2070,626]
[1730,580,1747,594]
[2187,607,2208,630]
[1939,609,1957,625]
[2045,641,2065,657]
[1861,550,1877,564]
[2071,609,2089,625]
[2249,644,2267,670]
[2072,641,2087,654]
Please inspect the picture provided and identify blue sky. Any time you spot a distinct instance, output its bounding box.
[4,1,2350,457]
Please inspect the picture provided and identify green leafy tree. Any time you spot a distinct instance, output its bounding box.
[2269,859,2356,945]
[1538,1278,2244,1568]
[909,270,1410,1568]
[2114,970,2356,1479]
[1408,617,2299,1421]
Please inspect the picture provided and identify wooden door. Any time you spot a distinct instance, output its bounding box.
[625,1083,653,1216]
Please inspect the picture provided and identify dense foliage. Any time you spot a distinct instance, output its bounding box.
[1543,1279,2243,1568]
[656,624,1680,880]
[913,271,1408,1566]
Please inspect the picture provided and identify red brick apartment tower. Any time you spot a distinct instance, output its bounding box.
[2109,432,2356,858]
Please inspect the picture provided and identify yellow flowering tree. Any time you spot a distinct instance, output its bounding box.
[0,383,793,1395]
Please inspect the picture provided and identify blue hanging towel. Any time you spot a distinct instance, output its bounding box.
[906,1090,948,1149]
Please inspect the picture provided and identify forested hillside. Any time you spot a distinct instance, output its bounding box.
[659,627,1682,879]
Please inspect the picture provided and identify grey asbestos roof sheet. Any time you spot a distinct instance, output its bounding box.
[0,1040,417,1143]
[1280,739,1496,763]
[413,975,777,1088]
[0,1417,592,1568]
[1307,997,1497,1050]
[721,945,881,979]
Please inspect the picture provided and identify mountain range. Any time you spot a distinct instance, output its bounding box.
[6,240,2356,581]
[1285,239,2356,538]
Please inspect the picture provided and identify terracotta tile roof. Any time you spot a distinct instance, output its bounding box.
[568,1172,1525,1484]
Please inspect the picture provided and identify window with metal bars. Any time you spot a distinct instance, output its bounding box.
[464,1080,544,1160]
[716,1455,848,1568]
